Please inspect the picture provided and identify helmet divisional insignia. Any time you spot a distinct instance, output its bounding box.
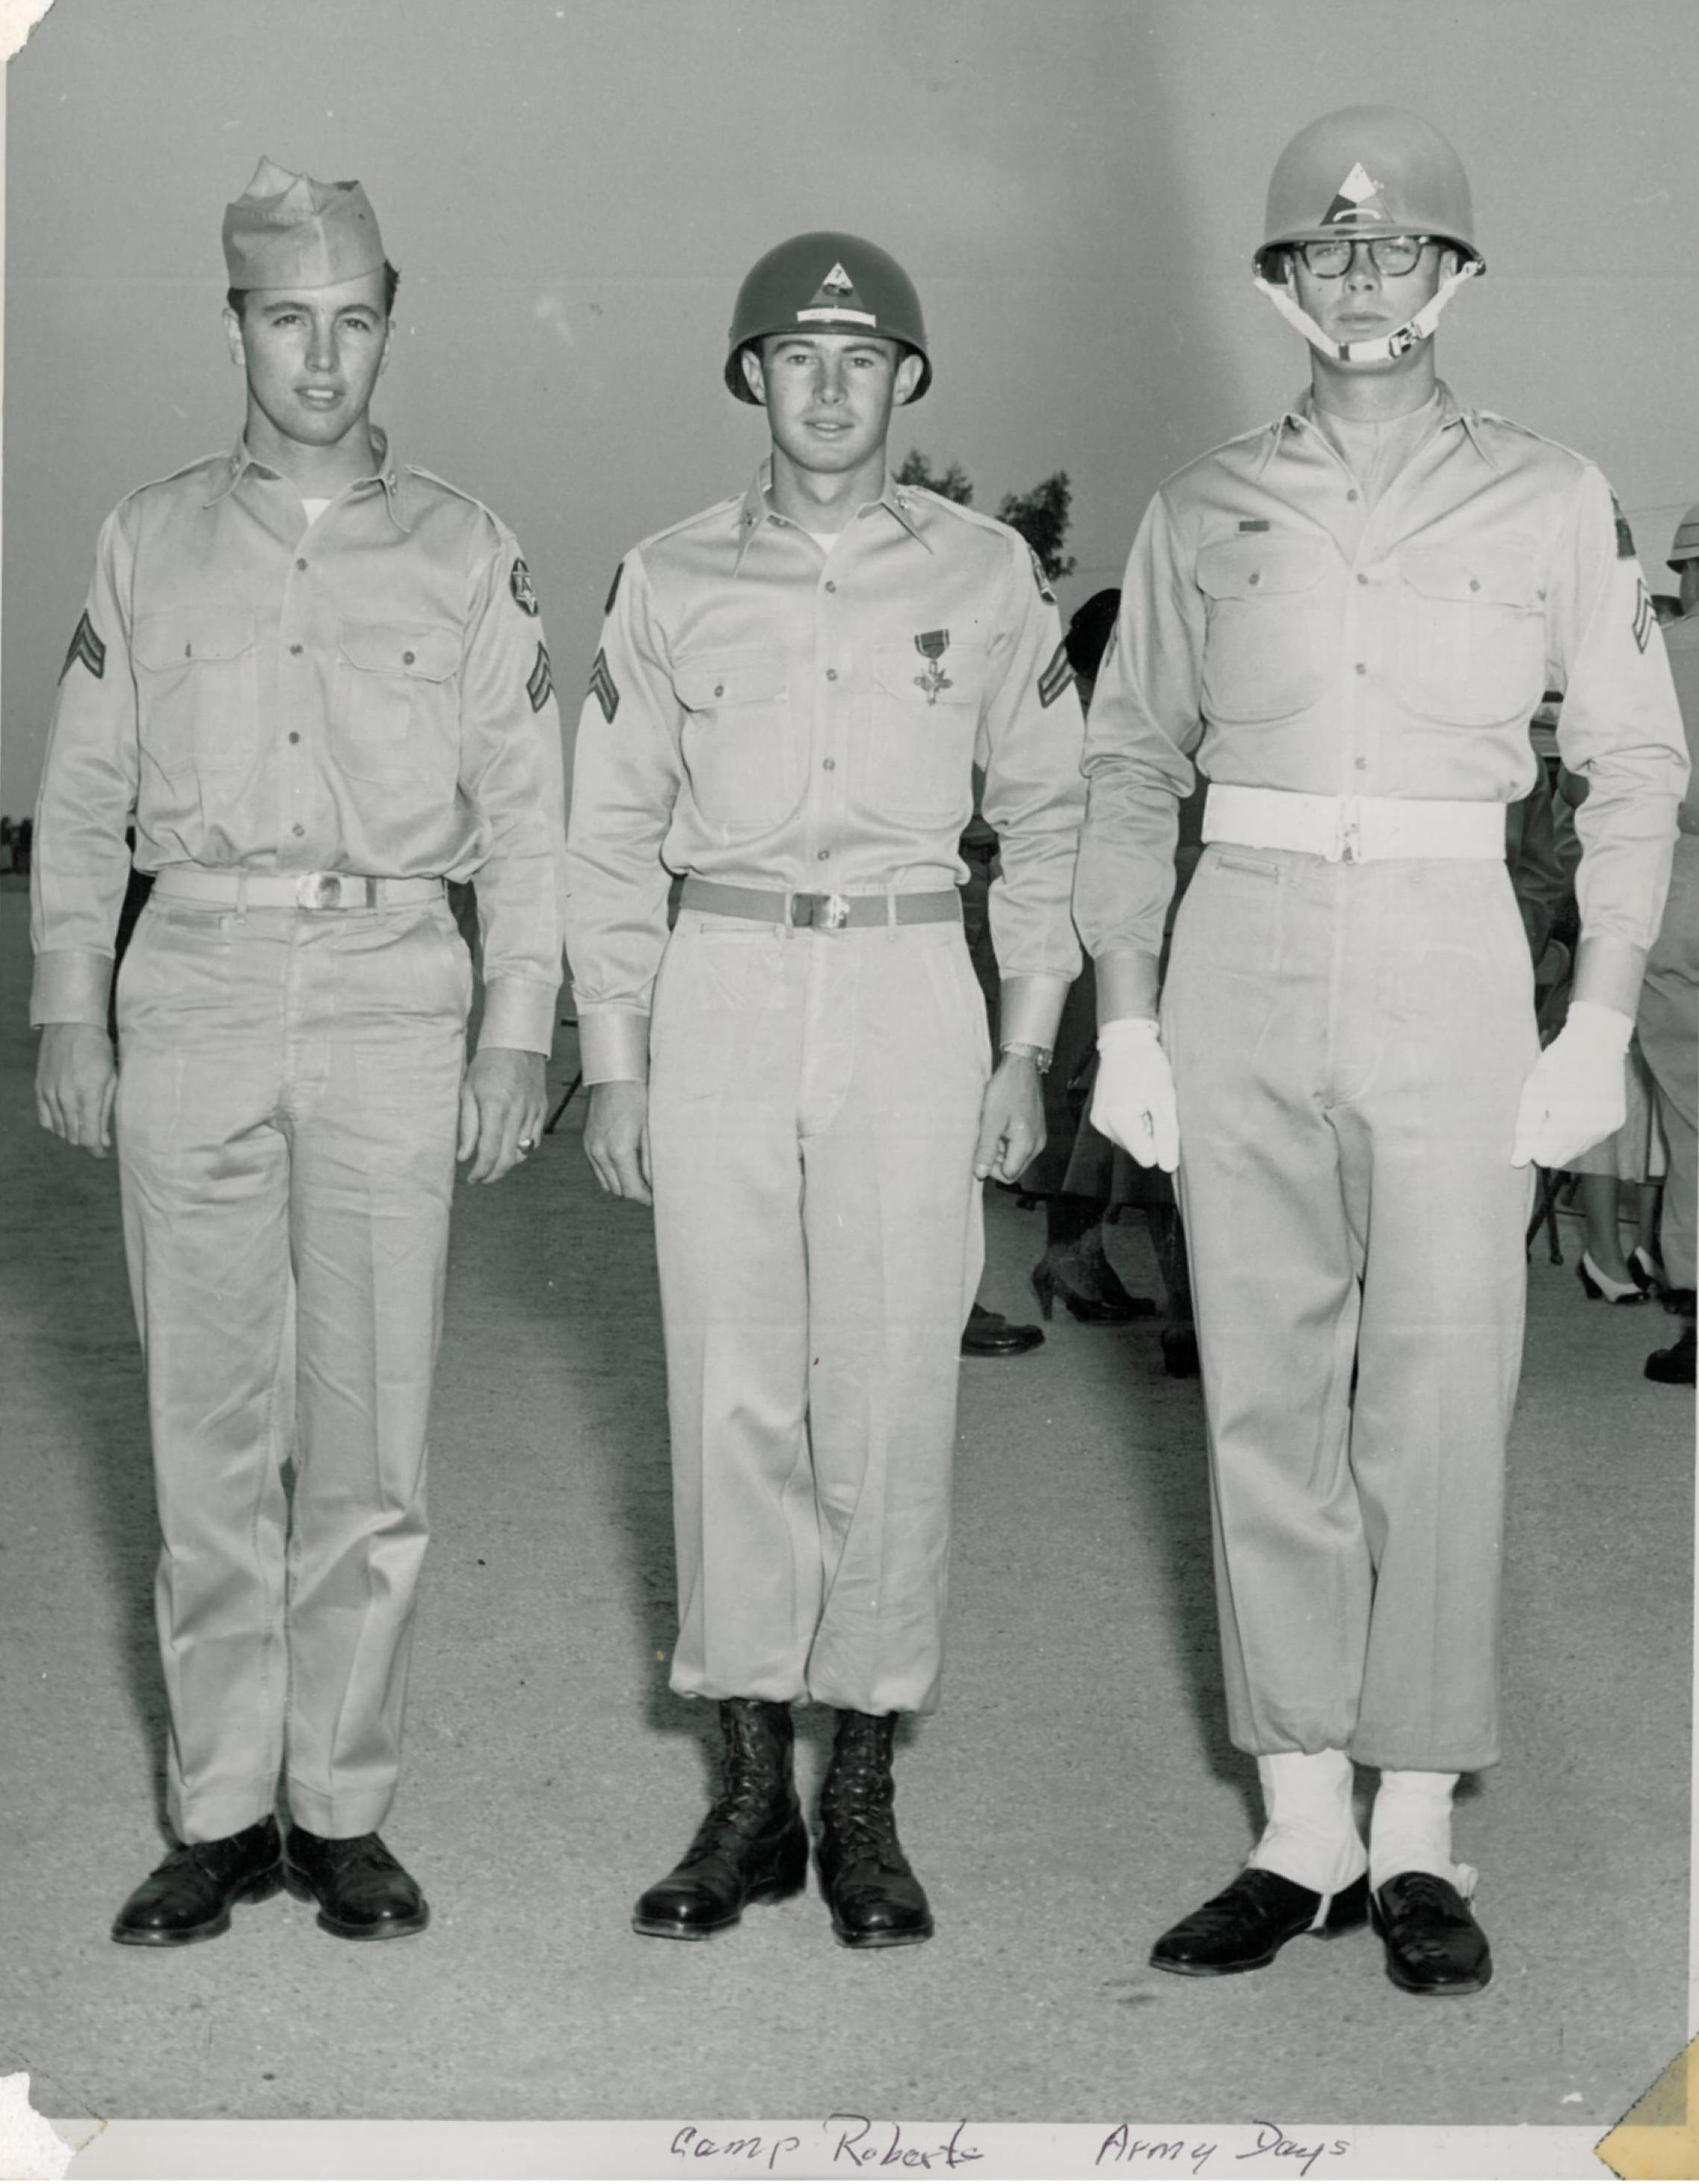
[1323,161,1390,227]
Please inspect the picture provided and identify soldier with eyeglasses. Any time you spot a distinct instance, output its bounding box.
[1075,108,1686,1996]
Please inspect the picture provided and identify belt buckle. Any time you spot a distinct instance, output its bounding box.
[818,891,851,932]
[297,872,341,910]
[1335,797,1363,864]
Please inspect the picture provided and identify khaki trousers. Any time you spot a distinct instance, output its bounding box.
[1162,848,1538,1771]
[647,911,988,1716]
[1638,837,1699,1290]
[115,899,468,1841]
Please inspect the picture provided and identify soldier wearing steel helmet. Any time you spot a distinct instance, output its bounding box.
[1074,108,1686,1994]
[31,162,567,1947]
[1637,501,1699,1386]
[564,232,1086,1948]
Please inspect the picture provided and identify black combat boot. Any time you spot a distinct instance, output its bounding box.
[816,1710,934,1948]
[632,1698,808,1939]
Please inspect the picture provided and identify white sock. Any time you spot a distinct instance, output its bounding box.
[1249,1750,1368,1902]
[1369,1770,1476,1896]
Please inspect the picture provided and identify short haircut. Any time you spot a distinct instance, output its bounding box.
[226,259,401,320]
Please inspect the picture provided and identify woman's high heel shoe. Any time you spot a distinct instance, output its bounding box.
[1031,1253,1157,1325]
[1629,1245,1668,1295]
[1578,1250,1647,1305]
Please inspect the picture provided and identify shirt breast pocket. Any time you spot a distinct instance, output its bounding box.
[1394,546,1546,727]
[333,620,460,784]
[1196,537,1331,725]
[673,649,797,829]
[131,603,259,775]
[863,641,987,823]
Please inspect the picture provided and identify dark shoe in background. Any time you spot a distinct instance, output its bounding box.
[1159,1320,1200,1378]
[960,1301,1044,1356]
[1370,1871,1492,1996]
[1031,1243,1156,1324]
[632,1697,808,1938]
[1646,1318,1697,1386]
[284,1827,430,1940]
[111,1815,283,1947]
[1150,1866,1367,1977]
[817,1709,934,1948]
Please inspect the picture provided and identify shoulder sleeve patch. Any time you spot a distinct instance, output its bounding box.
[1029,546,1055,603]
[604,561,623,615]
[1612,493,1637,560]
[509,556,540,615]
[527,640,554,713]
[1037,639,1076,710]
[588,647,620,724]
[60,609,106,683]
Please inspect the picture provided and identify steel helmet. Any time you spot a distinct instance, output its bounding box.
[1256,106,1482,279]
[1253,108,1482,364]
[724,231,931,402]
[1668,501,1699,570]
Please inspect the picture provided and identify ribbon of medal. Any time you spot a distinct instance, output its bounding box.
[913,629,952,704]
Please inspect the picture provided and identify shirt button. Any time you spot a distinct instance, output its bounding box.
[1355,755,1368,770]
[295,557,308,571]
[292,823,306,837]
[289,732,301,745]
[822,757,836,772]
[1469,579,1481,593]
[289,642,303,656]
[714,683,724,698]
[1356,573,1369,586]
[1248,573,1260,587]
[1355,662,1368,675]
[1346,490,1360,502]
[816,849,831,862]
[402,650,416,665]
[824,579,837,593]
[825,668,839,681]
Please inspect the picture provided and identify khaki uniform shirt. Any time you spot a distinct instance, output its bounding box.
[1074,384,1688,1018]
[1664,615,1699,835]
[31,431,567,1053]
[565,467,1086,1082]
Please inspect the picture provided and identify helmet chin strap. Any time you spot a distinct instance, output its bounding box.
[1254,258,1480,363]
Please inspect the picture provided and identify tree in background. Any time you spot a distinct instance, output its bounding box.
[895,449,1077,587]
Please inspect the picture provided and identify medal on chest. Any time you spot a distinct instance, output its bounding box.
[913,628,952,704]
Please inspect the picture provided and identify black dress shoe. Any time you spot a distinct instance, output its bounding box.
[284,1827,429,1940]
[1646,1320,1696,1385]
[960,1303,1044,1356]
[111,1817,283,1947]
[1150,1867,1368,1977]
[1371,1871,1492,1996]
[633,1698,810,1939]
[817,1710,934,1948]
[1159,1321,1200,1378]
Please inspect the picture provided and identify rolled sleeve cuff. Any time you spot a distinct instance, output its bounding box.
[1572,932,1648,1018]
[476,976,560,1057]
[997,973,1073,1053]
[30,949,114,1030]
[1093,948,1164,1024]
[577,1006,651,1084]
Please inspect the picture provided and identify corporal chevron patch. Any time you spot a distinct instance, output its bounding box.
[1612,493,1637,559]
[60,609,106,683]
[1037,639,1076,709]
[527,639,554,712]
[1029,547,1055,603]
[1632,579,1653,654]
[588,646,620,723]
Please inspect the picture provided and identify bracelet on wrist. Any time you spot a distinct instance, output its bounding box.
[1000,1042,1053,1074]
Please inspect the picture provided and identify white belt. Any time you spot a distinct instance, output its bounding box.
[1202,785,1505,864]
[151,869,445,910]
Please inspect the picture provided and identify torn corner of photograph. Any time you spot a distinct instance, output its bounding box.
[1,0,57,67]
[0,2075,83,2183]
[1595,2030,1699,2181]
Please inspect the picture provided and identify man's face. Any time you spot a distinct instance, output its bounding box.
[223,268,392,450]
[741,333,922,477]
[1289,237,1453,359]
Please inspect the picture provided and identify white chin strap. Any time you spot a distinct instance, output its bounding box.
[1254,258,1481,363]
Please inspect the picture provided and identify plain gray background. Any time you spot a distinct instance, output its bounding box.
[4,0,1696,815]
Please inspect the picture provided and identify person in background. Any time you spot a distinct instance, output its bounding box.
[1638,503,1699,1385]
[565,233,1086,1949]
[1570,1052,1665,1302]
[1074,108,1686,1997]
[31,161,566,1948]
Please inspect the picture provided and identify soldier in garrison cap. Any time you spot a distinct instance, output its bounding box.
[32,160,567,1948]
[1075,107,1687,1996]
[1635,502,1699,1386]
[565,232,1087,1949]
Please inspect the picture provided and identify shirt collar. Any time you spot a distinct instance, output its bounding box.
[203,423,413,530]
[731,459,932,569]
[1259,380,1484,478]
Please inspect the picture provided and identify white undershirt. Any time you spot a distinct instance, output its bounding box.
[804,529,842,556]
[300,497,333,524]
[1311,390,1443,513]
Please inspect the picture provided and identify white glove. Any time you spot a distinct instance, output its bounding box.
[1511,1000,1632,1169]
[1090,1018,1180,1172]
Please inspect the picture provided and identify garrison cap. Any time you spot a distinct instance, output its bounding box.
[1669,502,1699,570]
[222,157,386,290]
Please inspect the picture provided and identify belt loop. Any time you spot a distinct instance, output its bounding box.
[885,879,898,940]
[781,888,796,939]
[235,872,250,925]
